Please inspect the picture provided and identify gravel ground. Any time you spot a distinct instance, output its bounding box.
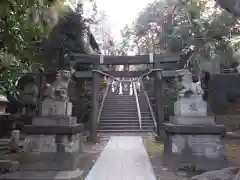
[143,136,190,180]
[0,136,110,179]
[143,135,240,180]
[78,136,109,178]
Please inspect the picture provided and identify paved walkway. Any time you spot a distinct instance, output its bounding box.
[85,136,156,180]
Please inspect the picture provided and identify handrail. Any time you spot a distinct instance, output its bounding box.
[97,80,111,123]
[92,69,121,124]
[133,68,183,129]
[132,80,142,130]
[130,69,163,131]
[139,78,157,129]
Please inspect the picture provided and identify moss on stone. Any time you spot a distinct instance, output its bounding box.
[144,137,164,153]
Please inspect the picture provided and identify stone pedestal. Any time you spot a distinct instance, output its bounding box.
[163,95,227,171]
[0,99,84,180]
[0,94,8,115]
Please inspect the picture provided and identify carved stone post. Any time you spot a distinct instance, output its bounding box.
[0,70,84,180]
[153,70,165,139]
[88,65,100,142]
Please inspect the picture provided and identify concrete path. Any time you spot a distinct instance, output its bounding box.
[85,136,156,180]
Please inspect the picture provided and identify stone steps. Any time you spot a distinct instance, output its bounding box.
[97,129,155,133]
[0,139,9,151]
[98,88,155,133]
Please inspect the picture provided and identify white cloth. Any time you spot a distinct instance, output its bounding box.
[119,83,123,95]
[191,81,203,95]
[129,83,133,95]
[135,81,140,91]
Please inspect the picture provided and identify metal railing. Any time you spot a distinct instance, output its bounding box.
[131,69,165,130]
[133,68,184,130]
[92,70,121,124]
[97,80,110,123]
[139,78,157,129]
[132,80,142,130]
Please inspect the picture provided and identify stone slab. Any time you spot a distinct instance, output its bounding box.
[24,124,83,135]
[170,116,215,125]
[0,168,84,180]
[41,99,72,117]
[32,117,77,126]
[85,136,156,180]
[191,167,240,180]
[163,123,226,135]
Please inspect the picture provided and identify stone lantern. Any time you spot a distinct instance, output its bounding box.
[0,94,8,115]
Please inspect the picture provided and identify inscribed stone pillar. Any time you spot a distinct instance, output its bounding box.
[0,70,84,180]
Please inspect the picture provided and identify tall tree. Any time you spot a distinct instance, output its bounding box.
[129,0,240,71]
[0,0,72,92]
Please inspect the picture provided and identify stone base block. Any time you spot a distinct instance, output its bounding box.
[163,132,227,171]
[23,134,82,153]
[24,124,83,135]
[170,116,215,125]
[0,168,84,180]
[41,99,72,117]
[32,117,77,126]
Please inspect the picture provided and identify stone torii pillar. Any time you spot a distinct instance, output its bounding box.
[88,64,101,142]
[153,57,165,140]
[153,70,165,139]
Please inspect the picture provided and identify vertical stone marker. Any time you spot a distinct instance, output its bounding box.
[0,70,84,180]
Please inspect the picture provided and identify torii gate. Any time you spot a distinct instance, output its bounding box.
[71,53,182,140]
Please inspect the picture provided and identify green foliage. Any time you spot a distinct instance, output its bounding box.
[0,0,68,93]
[125,0,240,70]
[117,25,136,54]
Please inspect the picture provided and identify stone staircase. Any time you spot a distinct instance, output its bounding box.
[98,89,155,133]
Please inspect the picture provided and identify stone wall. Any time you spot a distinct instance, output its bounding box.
[208,74,240,113]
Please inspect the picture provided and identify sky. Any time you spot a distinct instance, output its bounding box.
[93,0,155,39]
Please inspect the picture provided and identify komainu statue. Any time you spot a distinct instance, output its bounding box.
[178,69,203,98]
[44,70,72,100]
